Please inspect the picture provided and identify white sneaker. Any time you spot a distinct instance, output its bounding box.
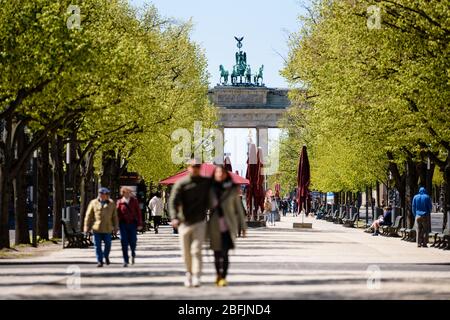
[184,273,192,288]
[192,275,201,287]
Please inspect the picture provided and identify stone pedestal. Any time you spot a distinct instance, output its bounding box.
[247,221,267,228]
[293,222,313,229]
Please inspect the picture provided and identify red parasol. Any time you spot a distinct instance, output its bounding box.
[297,145,311,215]
[274,183,281,198]
[160,163,249,185]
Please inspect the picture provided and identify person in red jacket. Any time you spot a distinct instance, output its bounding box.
[117,187,143,267]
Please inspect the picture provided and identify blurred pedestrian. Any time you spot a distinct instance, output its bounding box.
[117,186,143,267]
[83,188,119,267]
[281,198,288,217]
[264,189,278,226]
[208,165,247,287]
[169,159,212,288]
[148,191,164,234]
[412,187,432,248]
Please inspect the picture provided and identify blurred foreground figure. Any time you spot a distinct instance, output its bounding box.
[208,165,247,287]
[169,160,212,288]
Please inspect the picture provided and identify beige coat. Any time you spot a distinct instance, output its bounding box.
[84,198,119,234]
[207,185,247,251]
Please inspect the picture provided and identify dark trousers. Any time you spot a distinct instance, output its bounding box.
[119,222,137,264]
[152,216,162,231]
[214,232,234,279]
[416,215,429,247]
[94,233,112,263]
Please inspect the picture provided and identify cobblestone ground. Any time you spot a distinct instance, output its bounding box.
[1,216,450,300]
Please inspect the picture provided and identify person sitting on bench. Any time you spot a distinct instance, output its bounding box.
[370,206,392,236]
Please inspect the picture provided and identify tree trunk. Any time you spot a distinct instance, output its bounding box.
[442,155,450,232]
[13,168,30,245]
[405,158,419,229]
[375,181,381,207]
[0,117,12,249]
[51,135,63,238]
[13,125,30,245]
[101,150,122,200]
[0,167,11,249]
[37,139,49,240]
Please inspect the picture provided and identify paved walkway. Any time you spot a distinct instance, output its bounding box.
[1,216,449,299]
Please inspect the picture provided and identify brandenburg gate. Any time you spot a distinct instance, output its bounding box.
[208,37,290,160]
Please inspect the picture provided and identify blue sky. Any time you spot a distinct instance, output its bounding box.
[128,0,304,88]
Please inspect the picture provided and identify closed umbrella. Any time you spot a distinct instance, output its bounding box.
[255,147,265,216]
[297,145,311,221]
[245,143,259,221]
[274,183,281,198]
[224,156,232,172]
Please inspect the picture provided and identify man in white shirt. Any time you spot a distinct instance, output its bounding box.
[148,192,164,234]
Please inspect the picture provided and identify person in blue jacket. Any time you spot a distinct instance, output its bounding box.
[412,187,432,248]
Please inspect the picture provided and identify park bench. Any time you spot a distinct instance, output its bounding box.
[326,210,338,222]
[435,229,450,249]
[62,220,90,248]
[429,230,441,247]
[400,223,416,242]
[343,213,359,228]
[321,209,332,220]
[334,209,347,224]
[380,216,403,237]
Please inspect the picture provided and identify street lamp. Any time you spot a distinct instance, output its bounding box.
[365,186,369,227]
[32,150,38,248]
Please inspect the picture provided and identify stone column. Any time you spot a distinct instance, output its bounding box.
[256,127,269,164]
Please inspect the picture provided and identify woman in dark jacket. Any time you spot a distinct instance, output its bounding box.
[208,165,247,287]
[116,187,143,267]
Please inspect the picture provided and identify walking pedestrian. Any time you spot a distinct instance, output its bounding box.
[117,186,143,267]
[208,165,247,287]
[169,159,212,288]
[263,190,272,224]
[412,187,432,248]
[264,189,278,226]
[148,191,164,234]
[83,187,119,267]
[281,198,288,217]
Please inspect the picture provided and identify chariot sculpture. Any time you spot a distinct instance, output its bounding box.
[218,36,264,87]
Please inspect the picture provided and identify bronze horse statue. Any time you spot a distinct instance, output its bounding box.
[254,65,264,86]
[219,65,229,85]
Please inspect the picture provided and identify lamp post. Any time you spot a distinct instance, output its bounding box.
[32,150,38,248]
[365,186,369,227]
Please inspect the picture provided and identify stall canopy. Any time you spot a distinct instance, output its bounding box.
[159,163,249,185]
